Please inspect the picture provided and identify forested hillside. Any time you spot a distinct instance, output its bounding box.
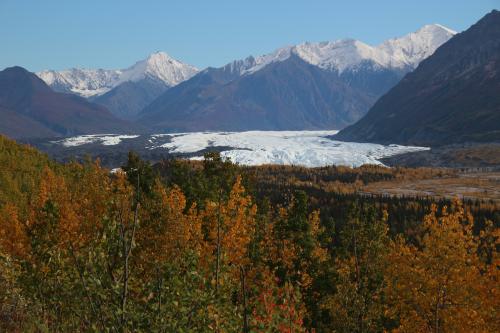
[0,136,498,332]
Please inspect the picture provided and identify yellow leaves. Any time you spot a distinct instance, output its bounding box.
[385,200,498,332]
[225,181,255,265]
[201,175,257,273]
[136,181,206,273]
[308,210,328,264]
[0,203,29,259]
[278,240,299,273]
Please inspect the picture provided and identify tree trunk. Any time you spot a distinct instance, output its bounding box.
[240,266,248,333]
[215,189,222,295]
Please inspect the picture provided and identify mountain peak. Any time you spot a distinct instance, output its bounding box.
[467,9,500,34]
[481,9,500,21]
[37,52,199,98]
[378,23,456,69]
[3,66,30,74]
[120,51,199,85]
[2,66,52,94]
[417,23,457,35]
[145,51,176,64]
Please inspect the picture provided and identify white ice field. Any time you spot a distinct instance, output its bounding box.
[57,134,140,147]
[56,130,429,168]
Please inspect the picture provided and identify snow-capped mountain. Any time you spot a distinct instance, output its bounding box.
[335,11,500,146]
[115,52,199,87]
[37,68,121,97]
[378,24,457,68]
[37,52,199,98]
[0,66,137,139]
[226,24,456,76]
[138,24,456,132]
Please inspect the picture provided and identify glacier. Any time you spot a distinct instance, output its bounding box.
[54,131,429,168]
[150,130,429,167]
[55,134,140,147]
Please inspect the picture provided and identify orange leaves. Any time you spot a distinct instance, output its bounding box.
[0,203,29,259]
[385,199,498,332]
[67,161,113,238]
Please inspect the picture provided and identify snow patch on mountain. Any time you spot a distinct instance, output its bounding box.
[37,52,199,97]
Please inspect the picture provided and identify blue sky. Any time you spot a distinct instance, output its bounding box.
[0,0,497,71]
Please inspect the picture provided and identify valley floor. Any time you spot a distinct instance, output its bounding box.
[381,142,500,168]
[362,171,500,203]
[243,163,500,204]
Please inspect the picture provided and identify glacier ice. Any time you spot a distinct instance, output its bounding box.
[150,130,429,167]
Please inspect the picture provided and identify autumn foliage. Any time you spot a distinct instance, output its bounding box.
[0,136,498,332]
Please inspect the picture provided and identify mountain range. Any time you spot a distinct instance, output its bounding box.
[36,24,454,131]
[0,67,135,139]
[135,24,456,131]
[335,10,500,146]
[38,52,199,119]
